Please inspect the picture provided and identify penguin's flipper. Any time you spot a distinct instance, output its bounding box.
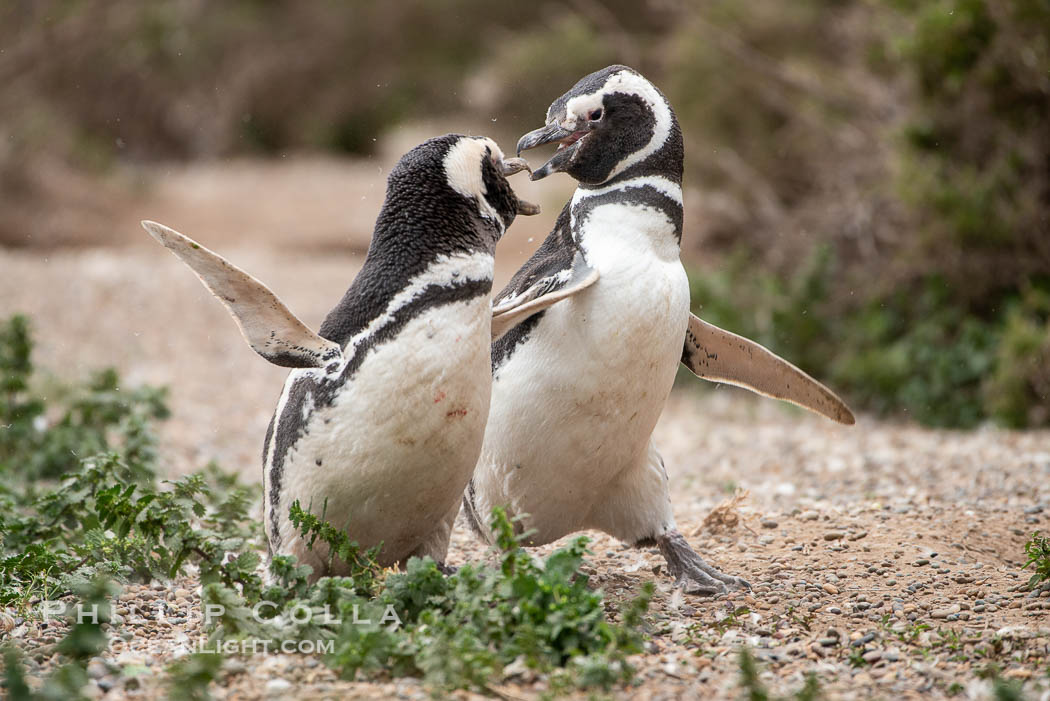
[681,313,855,425]
[142,220,342,369]
[491,253,599,341]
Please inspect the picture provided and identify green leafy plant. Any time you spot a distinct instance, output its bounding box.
[0,314,653,694]
[1022,531,1050,589]
[3,575,118,701]
[0,314,262,607]
[166,653,225,701]
[287,499,383,592]
[738,647,824,701]
[0,315,168,484]
[198,506,653,692]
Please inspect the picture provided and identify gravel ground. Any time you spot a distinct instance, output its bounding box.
[2,157,1048,700]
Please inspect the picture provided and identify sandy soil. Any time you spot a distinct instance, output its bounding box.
[2,154,1048,700]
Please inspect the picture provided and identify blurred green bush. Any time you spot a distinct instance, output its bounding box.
[681,0,1049,427]
[1,0,1047,426]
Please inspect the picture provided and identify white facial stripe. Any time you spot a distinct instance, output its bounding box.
[561,93,605,127]
[443,137,505,225]
[346,251,494,357]
[569,175,682,231]
[564,71,673,180]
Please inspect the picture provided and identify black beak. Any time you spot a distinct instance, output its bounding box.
[517,122,585,181]
[499,157,540,215]
[501,157,532,177]
[516,123,573,156]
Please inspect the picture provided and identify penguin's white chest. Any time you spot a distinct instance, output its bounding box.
[480,201,689,542]
[270,295,491,567]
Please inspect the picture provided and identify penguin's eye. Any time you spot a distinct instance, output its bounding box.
[588,109,603,122]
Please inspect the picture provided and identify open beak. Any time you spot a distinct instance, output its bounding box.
[500,157,541,216]
[516,123,574,155]
[516,122,587,181]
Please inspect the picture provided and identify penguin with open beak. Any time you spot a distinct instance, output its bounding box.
[463,66,854,595]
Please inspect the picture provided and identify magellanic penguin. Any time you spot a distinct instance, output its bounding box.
[463,66,856,596]
[143,134,546,579]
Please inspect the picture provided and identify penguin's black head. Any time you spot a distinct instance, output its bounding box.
[516,65,682,186]
[444,135,541,231]
[388,135,539,244]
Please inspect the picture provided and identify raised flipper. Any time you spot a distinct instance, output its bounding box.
[491,252,598,341]
[142,220,342,369]
[682,313,855,425]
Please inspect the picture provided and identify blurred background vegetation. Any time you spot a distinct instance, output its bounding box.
[1,0,1047,428]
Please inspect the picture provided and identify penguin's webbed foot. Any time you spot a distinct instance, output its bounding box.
[657,531,750,597]
[436,562,458,576]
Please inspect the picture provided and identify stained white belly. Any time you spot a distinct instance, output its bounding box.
[270,296,491,566]
[477,202,689,544]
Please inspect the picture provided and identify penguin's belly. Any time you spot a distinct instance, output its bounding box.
[270,296,491,567]
[480,204,689,544]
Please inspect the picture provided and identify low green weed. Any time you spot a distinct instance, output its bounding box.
[3,575,118,701]
[738,647,823,701]
[1022,531,1050,589]
[198,505,652,692]
[1,313,653,695]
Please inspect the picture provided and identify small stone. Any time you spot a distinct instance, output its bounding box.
[800,510,820,521]
[931,604,961,619]
[863,650,883,664]
[760,518,779,529]
[824,531,846,541]
[822,583,839,595]
[266,679,293,693]
[852,632,876,647]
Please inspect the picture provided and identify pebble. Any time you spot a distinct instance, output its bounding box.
[851,632,876,647]
[800,511,820,521]
[863,650,883,663]
[87,660,108,679]
[760,518,779,529]
[266,679,293,693]
[824,531,846,541]
[822,583,839,595]
[931,604,961,619]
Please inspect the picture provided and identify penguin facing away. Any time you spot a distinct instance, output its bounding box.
[463,66,855,596]
[144,134,551,578]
